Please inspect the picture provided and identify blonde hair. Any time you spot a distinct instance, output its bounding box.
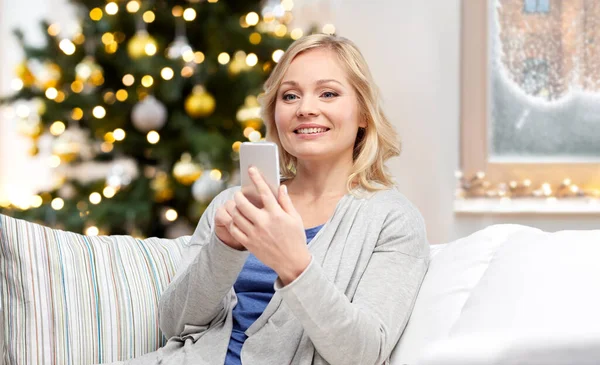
[259,34,401,193]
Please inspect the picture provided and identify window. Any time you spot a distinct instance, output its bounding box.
[524,0,550,14]
[460,0,600,202]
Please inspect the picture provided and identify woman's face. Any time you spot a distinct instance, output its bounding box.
[274,48,366,164]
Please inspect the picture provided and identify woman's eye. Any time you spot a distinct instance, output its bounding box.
[322,91,338,98]
[283,94,298,101]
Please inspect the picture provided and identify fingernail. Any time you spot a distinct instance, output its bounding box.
[282,185,288,195]
[249,166,257,174]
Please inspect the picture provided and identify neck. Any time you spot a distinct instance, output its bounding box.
[285,154,355,200]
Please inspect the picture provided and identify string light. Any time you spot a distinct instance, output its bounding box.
[145,43,157,56]
[116,89,128,101]
[51,198,64,210]
[86,226,99,236]
[141,75,154,87]
[103,186,116,198]
[165,209,178,221]
[89,192,102,205]
[210,169,222,180]
[246,12,259,26]
[161,67,174,80]
[50,121,66,136]
[71,80,84,93]
[45,87,58,100]
[183,8,196,21]
[90,8,103,21]
[72,108,84,120]
[249,32,261,45]
[30,195,43,208]
[272,49,284,63]
[172,6,183,17]
[218,52,231,64]
[456,171,600,201]
[290,28,303,40]
[48,24,61,36]
[147,131,160,144]
[105,2,119,15]
[181,66,194,77]
[274,24,287,37]
[122,74,135,86]
[249,130,261,141]
[126,1,140,13]
[93,106,106,119]
[143,11,155,23]
[113,128,126,141]
[100,142,113,153]
[194,51,205,64]
[101,33,114,45]
[246,53,258,66]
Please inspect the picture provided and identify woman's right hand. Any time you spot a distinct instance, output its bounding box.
[214,199,246,251]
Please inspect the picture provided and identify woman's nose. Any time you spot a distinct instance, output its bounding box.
[296,98,319,117]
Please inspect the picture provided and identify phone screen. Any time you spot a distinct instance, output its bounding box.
[239,142,280,207]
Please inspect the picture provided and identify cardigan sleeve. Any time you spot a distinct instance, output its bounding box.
[275,200,430,365]
[158,188,249,339]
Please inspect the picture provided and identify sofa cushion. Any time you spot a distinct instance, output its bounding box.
[417,228,600,365]
[391,224,541,365]
[0,214,187,365]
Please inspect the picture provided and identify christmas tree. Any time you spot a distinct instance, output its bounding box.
[0,0,298,238]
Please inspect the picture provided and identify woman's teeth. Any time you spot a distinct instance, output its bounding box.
[296,128,328,134]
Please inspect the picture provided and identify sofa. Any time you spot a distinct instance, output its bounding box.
[1,214,599,365]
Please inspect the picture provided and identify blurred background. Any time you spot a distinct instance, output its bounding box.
[0,0,598,245]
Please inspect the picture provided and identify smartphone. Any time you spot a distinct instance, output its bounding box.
[239,142,280,207]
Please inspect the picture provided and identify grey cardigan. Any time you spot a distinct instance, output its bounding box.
[126,186,430,365]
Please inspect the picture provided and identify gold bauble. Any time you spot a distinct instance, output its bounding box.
[127,31,157,59]
[173,153,203,185]
[15,62,35,87]
[184,86,216,118]
[151,172,174,202]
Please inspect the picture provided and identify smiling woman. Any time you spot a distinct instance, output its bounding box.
[110,34,430,365]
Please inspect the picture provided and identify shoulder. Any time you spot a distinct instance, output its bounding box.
[358,187,429,258]
[359,187,423,222]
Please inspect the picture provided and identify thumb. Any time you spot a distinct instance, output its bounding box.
[278,185,297,215]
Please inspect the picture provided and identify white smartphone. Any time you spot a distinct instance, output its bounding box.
[239,142,280,205]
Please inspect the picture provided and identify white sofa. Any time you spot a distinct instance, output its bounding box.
[2,215,600,365]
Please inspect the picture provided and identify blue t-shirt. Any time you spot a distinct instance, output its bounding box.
[224,224,324,365]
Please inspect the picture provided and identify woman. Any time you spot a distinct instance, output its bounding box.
[128,33,429,365]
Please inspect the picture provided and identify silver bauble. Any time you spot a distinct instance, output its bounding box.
[131,95,167,132]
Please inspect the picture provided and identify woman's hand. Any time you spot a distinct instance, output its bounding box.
[230,167,312,285]
[214,199,246,251]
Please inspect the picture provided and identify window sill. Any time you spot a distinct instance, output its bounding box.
[454,197,600,215]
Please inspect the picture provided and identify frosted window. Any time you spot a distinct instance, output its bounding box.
[490,0,600,161]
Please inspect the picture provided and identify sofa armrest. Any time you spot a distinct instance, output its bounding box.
[417,332,600,365]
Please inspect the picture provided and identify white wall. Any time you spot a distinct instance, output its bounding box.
[0,0,77,207]
[331,0,461,243]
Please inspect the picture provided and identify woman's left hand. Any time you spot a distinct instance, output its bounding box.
[229,167,311,286]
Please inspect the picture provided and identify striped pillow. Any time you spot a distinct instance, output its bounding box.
[0,214,187,365]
